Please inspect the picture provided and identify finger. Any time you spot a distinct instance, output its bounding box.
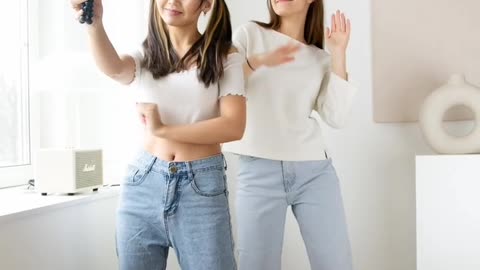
[138,102,156,110]
[286,44,301,55]
[138,113,146,124]
[286,50,300,58]
[75,9,84,20]
[341,13,346,32]
[150,104,159,111]
[326,27,331,38]
[291,44,302,51]
[278,57,295,65]
[71,0,85,10]
[71,0,86,4]
[346,19,351,35]
[276,46,295,57]
[278,48,299,60]
[331,14,336,32]
[279,43,297,52]
[136,103,145,112]
[335,10,341,32]
[273,58,293,66]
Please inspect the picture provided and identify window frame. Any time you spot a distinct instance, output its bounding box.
[0,0,38,189]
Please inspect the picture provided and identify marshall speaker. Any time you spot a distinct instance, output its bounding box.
[35,149,103,196]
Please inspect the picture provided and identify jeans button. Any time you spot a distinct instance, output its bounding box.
[170,167,177,174]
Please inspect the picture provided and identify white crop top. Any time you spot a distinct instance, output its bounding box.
[129,50,245,125]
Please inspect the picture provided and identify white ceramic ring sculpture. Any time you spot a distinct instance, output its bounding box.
[419,74,480,154]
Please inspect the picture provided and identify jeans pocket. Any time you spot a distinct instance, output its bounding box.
[191,167,226,197]
[309,158,335,175]
[123,164,148,186]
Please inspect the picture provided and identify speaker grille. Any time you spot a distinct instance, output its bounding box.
[75,150,103,188]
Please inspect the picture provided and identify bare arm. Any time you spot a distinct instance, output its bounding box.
[157,95,247,144]
[71,0,135,85]
[315,10,356,129]
[138,95,247,144]
[242,44,300,78]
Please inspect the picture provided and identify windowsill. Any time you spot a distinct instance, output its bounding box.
[0,185,120,224]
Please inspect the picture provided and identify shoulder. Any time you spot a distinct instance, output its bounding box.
[235,21,265,36]
[243,21,262,31]
[228,46,239,54]
[224,48,244,66]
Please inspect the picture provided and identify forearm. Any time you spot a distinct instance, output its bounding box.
[243,63,253,78]
[330,50,348,80]
[155,117,245,145]
[243,55,263,78]
[86,24,126,80]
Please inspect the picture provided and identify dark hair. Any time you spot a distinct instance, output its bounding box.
[142,0,232,87]
[256,0,324,49]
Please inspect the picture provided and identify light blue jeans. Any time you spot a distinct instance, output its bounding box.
[235,155,353,270]
[116,150,236,270]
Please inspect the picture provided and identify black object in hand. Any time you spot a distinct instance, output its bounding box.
[79,0,94,25]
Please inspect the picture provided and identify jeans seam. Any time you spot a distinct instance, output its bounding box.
[166,175,183,217]
[163,175,173,247]
[224,191,237,270]
[281,161,290,193]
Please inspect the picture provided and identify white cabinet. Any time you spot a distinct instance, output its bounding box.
[416,155,480,270]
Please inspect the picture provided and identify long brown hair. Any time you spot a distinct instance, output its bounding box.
[256,0,324,49]
[142,0,232,87]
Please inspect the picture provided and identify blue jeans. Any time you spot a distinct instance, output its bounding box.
[235,155,353,270]
[116,151,236,270]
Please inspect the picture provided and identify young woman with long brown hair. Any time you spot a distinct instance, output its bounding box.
[223,0,356,269]
[71,0,246,269]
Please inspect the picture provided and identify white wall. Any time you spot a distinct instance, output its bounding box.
[24,0,454,269]
[0,196,119,270]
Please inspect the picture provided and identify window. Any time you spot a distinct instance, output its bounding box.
[0,0,32,188]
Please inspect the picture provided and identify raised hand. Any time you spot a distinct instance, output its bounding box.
[70,0,103,26]
[258,43,302,68]
[325,10,351,56]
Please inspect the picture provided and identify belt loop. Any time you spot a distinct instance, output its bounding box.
[222,153,228,171]
[187,161,194,179]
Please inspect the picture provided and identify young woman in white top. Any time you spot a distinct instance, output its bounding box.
[223,0,357,269]
[71,0,246,269]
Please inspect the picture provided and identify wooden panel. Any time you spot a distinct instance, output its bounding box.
[372,0,480,122]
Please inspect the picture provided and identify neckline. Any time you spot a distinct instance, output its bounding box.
[260,25,317,49]
[174,52,242,74]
